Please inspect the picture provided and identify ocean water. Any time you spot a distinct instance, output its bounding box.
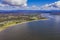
[0,13,60,40]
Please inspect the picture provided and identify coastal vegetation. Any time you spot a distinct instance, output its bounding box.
[0,13,47,31]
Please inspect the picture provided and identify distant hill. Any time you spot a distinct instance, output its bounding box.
[0,10,60,14]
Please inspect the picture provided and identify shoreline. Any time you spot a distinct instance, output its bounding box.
[0,19,48,32]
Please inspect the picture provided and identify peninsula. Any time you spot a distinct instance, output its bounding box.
[0,13,47,31]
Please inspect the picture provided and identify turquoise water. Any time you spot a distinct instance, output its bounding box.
[0,14,60,40]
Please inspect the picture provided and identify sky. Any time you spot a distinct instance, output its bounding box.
[27,0,59,6]
[0,0,60,10]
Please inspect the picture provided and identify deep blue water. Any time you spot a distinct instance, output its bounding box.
[0,14,60,40]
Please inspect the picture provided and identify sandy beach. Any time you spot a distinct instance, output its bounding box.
[0,19,48,32]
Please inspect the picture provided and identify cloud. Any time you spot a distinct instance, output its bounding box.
[2,0,27,7]
[55,1,60,7]
[0,0,60,10]
[41,1,60,10]
[0,3,22,10]
[0,3,5,7]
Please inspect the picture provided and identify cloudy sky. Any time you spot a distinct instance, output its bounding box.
[0,0,60,10]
